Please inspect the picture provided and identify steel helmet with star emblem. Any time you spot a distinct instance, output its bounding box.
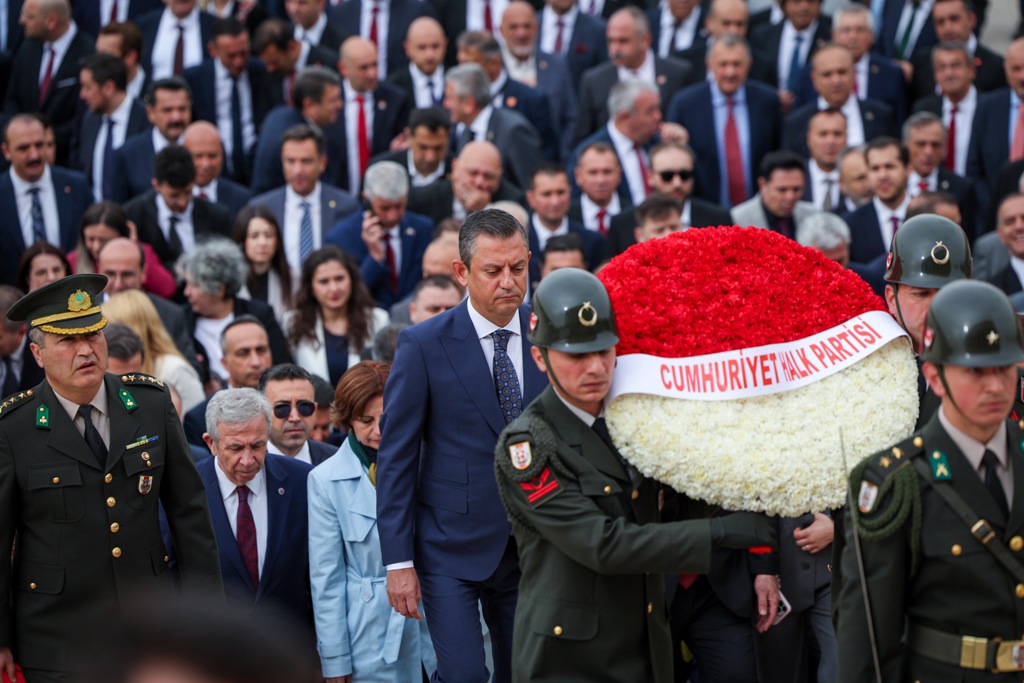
[920,280,1024,367]
[883,214,972,288]
[528,269,619,353]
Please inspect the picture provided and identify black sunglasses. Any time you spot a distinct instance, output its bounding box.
[657,169,694,182]
[272,401,316,419]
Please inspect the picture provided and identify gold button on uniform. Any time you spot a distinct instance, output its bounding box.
[631,490,639,500]
[951,544,962,556]
[553,625,563,636]
[28,582,36,590]
[111,547,122,558]
[164,555,170,563]
[110,523,119,533]
[647,602,653,614]
[1016,583,1024,599]
[1012,536,1024,552]
[913,436,924,448]
[104,473,113,484]
[603,486,612,494]
[51,477,59,484]
[106,497,116,508]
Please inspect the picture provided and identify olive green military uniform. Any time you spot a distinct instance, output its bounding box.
[0,275,222,677]
[495,387,714,683]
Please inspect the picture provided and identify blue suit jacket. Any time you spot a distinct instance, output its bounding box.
[135,8,215,78]
[70,98,150,194]
[376,301,548,581]
[73,0,163,39]
[109,131,159,203]
[666,81,782,207]
[496,78,560,163]
[846,201,888,265]
[197,453,313,628]
[792,54,908,125]
[527,218,606,289]
[324,209,434,308]
[567,126,640,208]
[967,88,1012,218]
[0,166,92,285]
[873,0,937,61]
[213,177,254,225]
[328,0,437,78]
[545,9,608,85]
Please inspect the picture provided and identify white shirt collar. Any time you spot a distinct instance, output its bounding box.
[52,379,108,422]
[214,456,267,502]
[46,21,77,60]
[10,163,51,190]
[267,439,312,464]
[466,297,520,341]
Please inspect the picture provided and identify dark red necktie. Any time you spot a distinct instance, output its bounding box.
[484,0,493,31]
[945,104,958,171]
[356,94,370,176]
[891,215,900,237]
[384,230,398,292]
[236,485,259,589]
[597,208,607,236]
[110,0,119,23]
[918,180,928,194]
[369,3,379,45]
[725,97,745,206]
[554,19,565,54]
[38,47,55,106]
[173,23,185,76]
[634,145,650,195]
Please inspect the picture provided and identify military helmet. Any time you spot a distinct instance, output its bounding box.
[884,214,972,287]
[921,280,1024,367]
[529,269,619,353]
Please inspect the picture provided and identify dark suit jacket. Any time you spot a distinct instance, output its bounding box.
[793,54,908,124]
[967,88,1013,213]
[135,8,215,79]
[3,29,95,166]
[933,167,976,239]
[527,218,606,287]
[992,159,1024,229]
[184,57,282,133]
[324,209,434,308]
[873,0,938,61]
[12,334,43,393]
[197,453,313,628]
[676,37,774,85]
[407,178,525,225]
[748,18,832,89]
[144,292,199,368]
[71,98,150,193]
[567,125,639,209]
[911,43,1005,101]
[247,184,360,244]
[987,264,1024,296]
[495,77,560,162]
[72,0,164,38]
[607,197,733,256]
[308,438,337,466]
[531,51,578,162]
[376,301,548,579]
[554,9,608,85]
[783,98,896,158]
[211,177,253,225]
[0,165,92,285]
[109,130,162,203]
[845,201,890,264]
[472,105,543,190]
[328,0,437,77]
[666,81,783,207]
[367,148,452,189]
[574,56,696,144]
[123,192,233,268]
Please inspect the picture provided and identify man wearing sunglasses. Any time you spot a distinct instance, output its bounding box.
[259,364,337,467]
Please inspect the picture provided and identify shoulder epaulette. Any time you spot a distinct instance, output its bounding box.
[861,434,925,484]
[0,389,36,419]
[117,373,165,388]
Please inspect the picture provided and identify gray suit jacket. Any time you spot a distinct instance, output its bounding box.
[730,195,817,232]
[973,231,1009,284]
[247,184,359,244]
[457,107,542,193]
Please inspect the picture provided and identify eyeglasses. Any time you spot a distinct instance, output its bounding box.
[272,400,316,419]
[657,169,694,182]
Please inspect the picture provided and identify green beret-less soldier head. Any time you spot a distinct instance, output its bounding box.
[883,214,972,355]
[920,280,1024,437]
[529,269,619,415]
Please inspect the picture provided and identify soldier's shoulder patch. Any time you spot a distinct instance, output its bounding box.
[518,466,562,507]
[118,373,165,389]
[0,389,36,419]
[851,435,924,517]
[863,434,924,479]
[496,413,559,483]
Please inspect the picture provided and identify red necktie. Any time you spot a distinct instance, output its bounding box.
[109,0,119,23]
[634,145,650,196]
[945,104,957,171]
[369,3,379,45]
[1012,104,1024,162]
[554,19,565,55]
[483,0,493,31]
[236,486,259,589]
[173,23,185,76]
[384,230,398,292]
[891,215,900,238]
[724,97,745,206]
[38,47,55,106]
[917,180,928,194]
[356,94,370,176]
[199,190,209,200]
[597,208,607,236]
[679,573,697,589]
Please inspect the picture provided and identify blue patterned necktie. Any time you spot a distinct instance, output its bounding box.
[492,329,522,424]
[28,187,45,243]
[299,200,314,263]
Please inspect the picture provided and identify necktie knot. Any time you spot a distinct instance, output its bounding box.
[983,449,1000,472]
[28,186,40,196]
[76,404,92,421]
[356,93,365,105]
[492,328,512,351]
[236,485,250,503]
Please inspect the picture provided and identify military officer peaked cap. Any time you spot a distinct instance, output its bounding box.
[7,273,109,335]
[921,280,1024,367]
[529,269,619,353]
[884,213,972,288]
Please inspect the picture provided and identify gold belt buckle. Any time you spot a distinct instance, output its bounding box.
[971,519,996,544]
[994,640,1024,672]
[960,635,989,669]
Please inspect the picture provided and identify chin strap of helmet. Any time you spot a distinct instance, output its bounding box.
[934,364,962,416]
[538,347,568,397]
[891,283,917,354]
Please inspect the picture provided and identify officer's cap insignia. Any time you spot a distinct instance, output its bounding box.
[988,330,1000,346]
[858,480,878,513]
[138,475,153,495]
[509,441,533,470]
[519,466,561,507]
[930,241,950,265]
[67,289,91,312]
[578,301,598,327]
[931,450,952,480]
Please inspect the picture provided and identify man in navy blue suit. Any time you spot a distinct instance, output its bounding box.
[325,160,434,308]
[72,0,162,40]
[666,35,782,209]
[198,388,314,635]
[328,0,437,79]
[182,122,252,225]
[259,364,337,467]
[0,114,91,286]
[134,0,215,79]
[377,209,547,683]
[846,136,912,264]
[537,0,608,85]
[874,0,938,64]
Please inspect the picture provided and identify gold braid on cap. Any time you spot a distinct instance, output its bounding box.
[37,317,108,335]
[31,306,103,328]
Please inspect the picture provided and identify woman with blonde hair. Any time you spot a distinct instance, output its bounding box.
[102,290,205,412]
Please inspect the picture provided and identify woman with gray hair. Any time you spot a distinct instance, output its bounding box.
[178,238,293,386]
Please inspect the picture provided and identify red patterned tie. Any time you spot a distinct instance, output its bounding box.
[356,94,370,176]
[945,104,957,171]
[236,485,259,589]
[725,97,745,206]
[891,215,900,238]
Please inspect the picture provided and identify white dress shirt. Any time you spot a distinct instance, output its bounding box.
[194,178,219,203]
[854,54,870,100]
[616,50,657,87]
[195,314,233,381]
[101,0,129,23]
[269,440,313,465]
[873,194,910,249]
[126,67,146,101]
[658,2,700,57]
[819,93,866,146]
[943,86,976,177]
[214,59,257,164]
[808,161,840,210]
[11,165,60,247]
[407,151,445,187]
[343,82,375,193]
[778,21,816,90]
[409,63,445,109]
[893,0,935,59]
[466,0,508,31]
[150,7,204,79]
[531,214,569,253]
[539,5,577,56]
[92,95,134,199]
[157,191,196,251]
[214,460,269,576]
[294,11,328,46]
[907,168,938,197]
[38,23,78,87]
[467,299,524,397]
[580,193,621,232]
[284,183,323,271]
[53,382,110,451]
[360,0,390,75]
[607,122,648,205]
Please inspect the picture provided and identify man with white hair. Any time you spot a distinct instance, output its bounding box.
[324,161,434,307]
[795,210,851,267]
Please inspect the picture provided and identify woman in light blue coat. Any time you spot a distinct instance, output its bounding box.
[308,361,436,682]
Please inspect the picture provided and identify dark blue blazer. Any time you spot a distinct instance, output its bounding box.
[197,453,313,627]
[496,78,560,162]
[184,394,212,450]
[873,0,937,61]
[967,88,1012,217]
[792,54,908,125]
[567,126,638,208]
[846,201,889,265]
[109,130,160,202]
[309,439,337,466]
[328,0,437,78]
[183,58,282,133]
[71,98,150,194]
[135,8,215,78]
[546,9,608,85]
[527,218,606,288]
[0,166,92,285]
[666,81,782,207]
[213,177,253,225]
[376,301,548,581]
[73,0,163,39]
[748,18,832,89]
[782,98,896,158]
[324,209,435,308]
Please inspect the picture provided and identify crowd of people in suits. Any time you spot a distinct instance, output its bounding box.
[0,0,1022,679]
